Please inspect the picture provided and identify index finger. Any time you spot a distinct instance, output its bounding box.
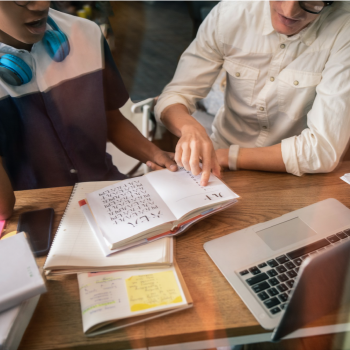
[200,144,213,186]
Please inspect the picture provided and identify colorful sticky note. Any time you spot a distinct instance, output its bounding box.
[0,231,17,240]
[125,270,183,312]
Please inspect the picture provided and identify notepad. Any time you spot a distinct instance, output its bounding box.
[77,264,192,336]
[44,181,174,275]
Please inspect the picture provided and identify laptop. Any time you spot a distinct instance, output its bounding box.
[204,198,350,341]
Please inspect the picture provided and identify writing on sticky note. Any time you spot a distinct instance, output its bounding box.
[126,270,183,312]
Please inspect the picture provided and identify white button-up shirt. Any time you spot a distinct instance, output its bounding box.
[155,1,350,176]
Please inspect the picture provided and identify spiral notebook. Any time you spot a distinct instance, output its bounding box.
[43,181,174,276]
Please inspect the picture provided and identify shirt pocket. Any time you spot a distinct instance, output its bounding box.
[278,69,321,120]
[223,59,259,106]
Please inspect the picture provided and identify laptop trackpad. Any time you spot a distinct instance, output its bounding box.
[256,217,317,251]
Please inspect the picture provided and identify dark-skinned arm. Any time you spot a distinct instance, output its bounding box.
[106,109,177,171]
[0,158,15,219]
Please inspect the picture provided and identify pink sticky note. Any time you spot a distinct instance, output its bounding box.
[0,220,6,239]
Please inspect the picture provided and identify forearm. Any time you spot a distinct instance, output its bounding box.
[160,103,207,138]
[0,160,15,219]
[237,144,287,172]
[160,103,220,184]
[107,109,164,164]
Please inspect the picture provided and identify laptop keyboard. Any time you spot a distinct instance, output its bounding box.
[238,229,350,316]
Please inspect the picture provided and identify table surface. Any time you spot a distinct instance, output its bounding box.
[9,161,350,350]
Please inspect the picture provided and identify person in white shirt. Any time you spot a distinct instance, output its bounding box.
[153,1,350,186]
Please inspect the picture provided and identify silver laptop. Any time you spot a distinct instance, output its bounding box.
[204,198,350,335]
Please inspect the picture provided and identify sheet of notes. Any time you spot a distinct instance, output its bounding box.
[78,267,187,333]
[86,177,175,244]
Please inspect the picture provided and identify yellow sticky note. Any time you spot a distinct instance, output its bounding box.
[126,270,183,312]
[0,231,17,240]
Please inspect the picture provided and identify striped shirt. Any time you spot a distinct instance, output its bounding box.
[0,9,128,190]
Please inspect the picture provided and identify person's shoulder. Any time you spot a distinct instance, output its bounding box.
[215,1,264,29]
[317,2,350,49]
[217,1,264,18]
[48,8,101,37]
[214,1,264,41]
[321,3,350,30]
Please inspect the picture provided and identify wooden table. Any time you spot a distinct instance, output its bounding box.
[9,161,350,350]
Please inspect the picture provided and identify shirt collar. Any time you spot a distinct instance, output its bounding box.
[0,42,27,54]
[262,1,275,36]
[262,1,332,46]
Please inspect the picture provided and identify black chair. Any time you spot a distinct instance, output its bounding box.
[186,1,219,38]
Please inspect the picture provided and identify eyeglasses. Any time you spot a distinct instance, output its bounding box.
[299,1,333,14]
[14,1,30,7]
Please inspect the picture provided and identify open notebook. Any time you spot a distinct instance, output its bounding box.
[83,168,239,250]
[44,181,173,275]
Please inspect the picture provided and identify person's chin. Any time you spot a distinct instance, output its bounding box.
[21,32,46,45]
[273,21,301,36]
[277,27,296,36]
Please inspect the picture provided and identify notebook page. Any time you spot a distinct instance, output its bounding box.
[86,177,176,246]
[78,266,188,333]
[145,168,239,220]
[44,181,171,271]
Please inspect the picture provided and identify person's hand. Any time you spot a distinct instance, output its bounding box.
[175,125,221,186]
[146,151,178,172]
[215,148,230,170]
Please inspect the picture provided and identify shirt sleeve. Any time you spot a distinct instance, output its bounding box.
[282,19,350,176]
[154,3,224,121]
[102,38,129,111]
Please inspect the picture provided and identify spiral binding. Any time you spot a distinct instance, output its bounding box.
[44,183,79,267]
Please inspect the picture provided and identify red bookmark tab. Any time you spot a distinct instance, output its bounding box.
[78,199,87,206]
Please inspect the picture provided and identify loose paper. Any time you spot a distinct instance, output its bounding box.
[341,174,350,185]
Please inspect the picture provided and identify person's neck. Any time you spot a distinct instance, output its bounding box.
[0,30,32,51]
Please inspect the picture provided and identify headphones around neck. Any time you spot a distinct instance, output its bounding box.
[0,17,70,86]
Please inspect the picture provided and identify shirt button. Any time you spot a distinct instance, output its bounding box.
[259,107,265,111]
[280,44,286,49]
[70,169,78,174]
[235,72,240,77]
[270,77,275,82]
[293,80,299,86]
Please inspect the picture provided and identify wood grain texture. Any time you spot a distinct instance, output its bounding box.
[15,162,350,349]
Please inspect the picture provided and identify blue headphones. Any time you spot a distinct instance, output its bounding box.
[0,17,70,86]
